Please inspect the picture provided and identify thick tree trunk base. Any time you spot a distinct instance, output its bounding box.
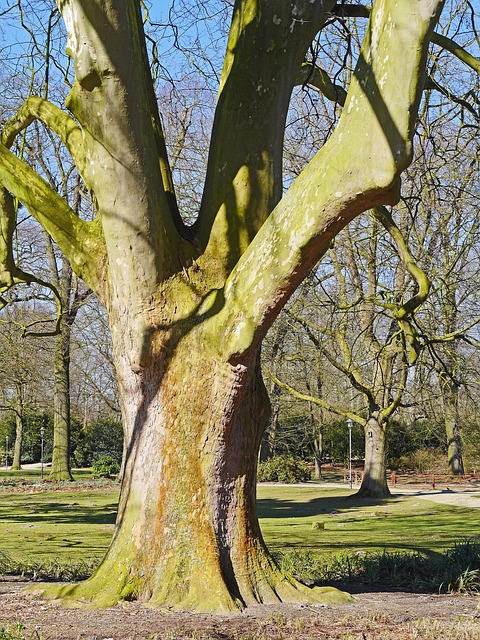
[49,469,74,481]
[35,342,352,614]
[351,483,391,499]
[36,572,351,613]
[356,414,390,499]
[49,456,74,481]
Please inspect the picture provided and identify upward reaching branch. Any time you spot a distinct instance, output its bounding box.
[0,144,105,297]
[213,0,444,361]
[196,1,336,273]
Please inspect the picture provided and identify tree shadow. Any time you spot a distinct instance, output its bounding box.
[257,493,402,519]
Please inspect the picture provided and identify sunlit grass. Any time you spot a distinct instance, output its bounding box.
[0,488,116,560]
[0,468,93,480]
[257,484,480,556]
[0,480,479,592]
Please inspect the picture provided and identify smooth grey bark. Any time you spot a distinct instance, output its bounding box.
[442,378,465,475]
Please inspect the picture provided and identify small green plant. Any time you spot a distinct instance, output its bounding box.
[0,623,41,640]
[448,568,480,595]
[92,455,120,479]
[257,455,311,483]
[274,539,480,594]
[0,551,100,581]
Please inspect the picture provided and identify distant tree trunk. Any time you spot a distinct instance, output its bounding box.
[50,318,73,480]
[260,322,288,461]
[259,397,279,462]
[355,408,390,498]
[309,401,323,480]
[11,403,23,470]
[313,445,322,480]
[443,381,464,475]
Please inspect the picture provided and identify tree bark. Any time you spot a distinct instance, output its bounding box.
[443,382,464,476]
[11,404,23,470]
[1,0,444,614]
[52,326,346,611]
[50,321,74,480]
[355,409,391,498]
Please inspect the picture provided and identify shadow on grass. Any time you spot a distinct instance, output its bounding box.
[258,494,401,519]
[0,501,118,526]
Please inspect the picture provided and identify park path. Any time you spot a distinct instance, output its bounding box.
[263,481,480,509]
[285,481,480,509]
[392,487,480,509]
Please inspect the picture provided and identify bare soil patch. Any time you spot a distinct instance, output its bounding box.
[1,579,479,640]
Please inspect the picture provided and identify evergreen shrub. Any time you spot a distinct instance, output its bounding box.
[92,455,120,479]
[257,455,311,483]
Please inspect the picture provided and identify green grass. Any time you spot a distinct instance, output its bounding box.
[0,467,93,480]
[257,484,480,556]
[0,488,116,560]
[0,481,480,592]
[0,623,41,640]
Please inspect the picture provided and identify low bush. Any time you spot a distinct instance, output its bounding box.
[274,538,480,595]
[257,455,311,483]
[91,455,120,479]
[0,551,99,582]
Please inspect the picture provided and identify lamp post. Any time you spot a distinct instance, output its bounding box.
[347,418,353,490]
[5,435,8,469]
[40,426,45,480]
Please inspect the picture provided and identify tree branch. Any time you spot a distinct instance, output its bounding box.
[372,206,431,363]
[295,63,347,105]
[262,365,366,426]
[196,1,335,272]
[0,142,106,297]
[330,4,480,74]
[214,0,442,362]
[1,97,87,174]
[432,32,480,75]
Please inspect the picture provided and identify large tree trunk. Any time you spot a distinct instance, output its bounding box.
[52,328,347,611]
[355,409,391,498]
[50,322,74,480]
[2,0,443,614]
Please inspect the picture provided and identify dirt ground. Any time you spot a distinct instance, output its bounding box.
[1,578,479,640]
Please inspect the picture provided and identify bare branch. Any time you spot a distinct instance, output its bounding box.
[1,97,87,174]
[262,364,366,426]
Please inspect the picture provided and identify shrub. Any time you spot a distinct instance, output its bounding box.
[92,455,120,479]
[0,623,41,640]
[273,538,480,595]
[257,455,311,483]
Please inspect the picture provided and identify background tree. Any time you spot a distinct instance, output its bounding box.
[0,307,53,468]
[263,0,480,490]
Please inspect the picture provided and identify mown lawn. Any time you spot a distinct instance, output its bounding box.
[257,485,480,558]
[0,468,93,480]
[0,481,478,564]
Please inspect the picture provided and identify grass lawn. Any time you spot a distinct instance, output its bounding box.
[257,485,480,558]
[0,488,117,560]
[0,482,478,567]
[0,468,94,480]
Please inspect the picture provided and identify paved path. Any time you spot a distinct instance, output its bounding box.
[391,487,480,509]
[262,481,480,509]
